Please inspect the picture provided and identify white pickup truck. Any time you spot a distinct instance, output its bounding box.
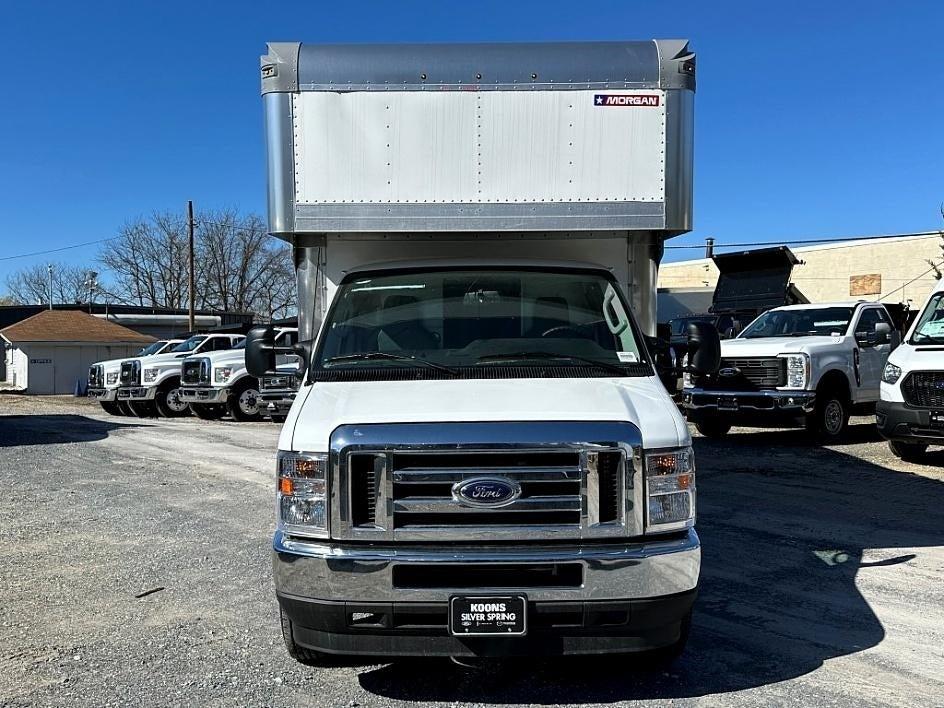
[258,362,302,423]
[116,333,244,417]
[179,328,297,421]
[877,278,944,460]
[683,301,897,440]
[88,339,183,415]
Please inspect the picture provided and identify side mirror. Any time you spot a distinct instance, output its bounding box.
[245,326,277,376]
[686,321,721,377]
[874,322,892,345]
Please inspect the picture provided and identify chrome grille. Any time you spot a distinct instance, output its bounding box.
[329,422,642,542]
[260,374,298,391]
[88,365,103,388]
[181,358,210,386]
[902,371,944,408]
[715,357,786,390]
[119,360,140,386]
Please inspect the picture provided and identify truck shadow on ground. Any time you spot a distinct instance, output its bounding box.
[356,435,944,703]
[0,415,141,447]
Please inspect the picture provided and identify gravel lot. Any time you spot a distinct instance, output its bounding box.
[1,394,942,707]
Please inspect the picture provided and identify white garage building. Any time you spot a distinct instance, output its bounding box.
[1,310,154,394]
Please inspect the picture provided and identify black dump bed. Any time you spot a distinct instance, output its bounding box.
[710,246,808,315]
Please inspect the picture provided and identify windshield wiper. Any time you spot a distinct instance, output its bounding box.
[324,352,459,376]
[476,351,631,376]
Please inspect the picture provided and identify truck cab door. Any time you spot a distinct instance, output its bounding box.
[852,307,892,401]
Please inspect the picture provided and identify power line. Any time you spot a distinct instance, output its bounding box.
[664,232,941,250]
[879,260,944,302]
[0,236,120,262]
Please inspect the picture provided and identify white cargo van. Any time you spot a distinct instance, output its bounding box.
[247,40,714,663]
[877,278,944,460]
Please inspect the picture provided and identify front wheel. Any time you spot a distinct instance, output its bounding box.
[694,419,731,438]
[280,607,329,666]
[190,404,225,420]
[227,381,262,421]
[888,440,928,462]
[116,400,135,416]
[805,393,849,440]
[155,382,191,418]
[99,400,122,416]
[128,400,157,418]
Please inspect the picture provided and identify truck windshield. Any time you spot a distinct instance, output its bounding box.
[171,336,207,353]
[316,268,647,378]
[137,341,168,356]
[739,307,853,338]
[910,293,944,345]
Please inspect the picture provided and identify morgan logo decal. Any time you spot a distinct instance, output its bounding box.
[594,94,661,107]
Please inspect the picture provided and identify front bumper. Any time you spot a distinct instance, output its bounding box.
[274,529,700,657]
[87,387,117,402]
[179,386,228,404]
[876,400,944,445]
[116,386,156,401]
[260,391,296,414]
[682,388,815,421]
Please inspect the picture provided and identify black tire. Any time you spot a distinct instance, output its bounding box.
[888,440,929,462]
[116,400,135,416]
[694,419,731,438]
[805,391,849,440]
[647,609,692,664]
[154,380,191,418]
[280,607,328,666]
[99,400,122,416]
[227,379,262,422]
[191,404,226,420]
[270,415,287,424]
[128,400,157,418]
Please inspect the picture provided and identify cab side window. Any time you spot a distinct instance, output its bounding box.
[276,331,296,347]
[854,308,883,336]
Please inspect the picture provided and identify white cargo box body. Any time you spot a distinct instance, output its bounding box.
[261,41,694,234]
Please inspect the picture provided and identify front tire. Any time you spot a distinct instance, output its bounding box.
[128,400,157,418]
[99,401,122,416]
[694,419,731,438]
[190,404,225,420]
[888,440,928,462]
[280,607,328,666]
[155,380,191,418]
[806,392,849,440]
[227,380,262,422]
[116,401,135,416]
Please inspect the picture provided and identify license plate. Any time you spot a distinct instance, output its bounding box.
[449,595,527,637]
[717,396,739,411]
[931,411,944,428]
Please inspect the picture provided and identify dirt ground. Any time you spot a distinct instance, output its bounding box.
[0,394,942,707]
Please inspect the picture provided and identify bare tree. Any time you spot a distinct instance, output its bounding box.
[98,209,296,320]
[927,205,944,280]
[3,262,98,305]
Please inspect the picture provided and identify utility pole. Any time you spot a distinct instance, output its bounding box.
[47,264,53,310]
[187,200,195,333]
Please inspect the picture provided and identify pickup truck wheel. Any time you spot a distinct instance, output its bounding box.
[227,381,262,422]
[128,400,157,418]
[116,401,135,416]
[99,401,122,416]
[155,381,191,418]
[888,440,929,462]
[280,607,328,666]
[191,404,225,421]
[806,393,849,440]
[694,419,731,438]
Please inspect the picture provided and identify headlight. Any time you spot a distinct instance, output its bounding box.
[143,368,159,383]
[214,366,234,383]
[106,371,119,385]
[681,355,692,388]
[645,447,695,532]
[882,363,902,384]
[779,353,809,389]
[277,451,328,538]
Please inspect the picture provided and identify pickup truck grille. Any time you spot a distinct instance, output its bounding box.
[119,360,140,386]
[260,374,298,391]
[330,422,642,542]
[714,357,786,391]
[902,372,944,408]
[88,365,103,388]
[181,359,210,386]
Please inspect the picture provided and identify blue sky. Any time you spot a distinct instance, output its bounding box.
[1,0,942,287]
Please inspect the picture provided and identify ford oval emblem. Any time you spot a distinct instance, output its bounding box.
[453,477,521,508]
[718,367,741,378]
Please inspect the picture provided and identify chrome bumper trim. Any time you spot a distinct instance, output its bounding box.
[116,386,156,401]
[87,388,117,401]
[273,528,700,602]
[179,387,228,403]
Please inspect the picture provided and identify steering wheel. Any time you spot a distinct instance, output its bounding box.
[541,326,583,338]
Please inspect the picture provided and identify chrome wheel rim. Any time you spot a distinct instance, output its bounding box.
[166,388,189,413]
[824,400,843,434]
[238,389,259,416]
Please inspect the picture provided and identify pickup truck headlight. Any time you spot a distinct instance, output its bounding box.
[778,353,809,389]
[106,371,119,385]
[277,451,328,538]
[143,368,159,383]
[214,366,234,383]
[882,363,902,384]
[646,447,695,532]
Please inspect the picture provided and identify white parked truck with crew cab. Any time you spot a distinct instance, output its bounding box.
[683,301,897,439]
[179,328,297,421]
[116,333,244,417]
[246,39,712,664]
[258,361,302,422]
[88,339,183,415]
[877,278,944,460]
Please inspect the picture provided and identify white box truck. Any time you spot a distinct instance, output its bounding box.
[877,278,944,460]
[246,39,714,663]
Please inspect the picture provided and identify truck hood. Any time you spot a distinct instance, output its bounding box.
[284,376,688,452]
[123,351,193,366]
[721,335,847,357]
[887,342,944,370]
[184,349,246,366]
